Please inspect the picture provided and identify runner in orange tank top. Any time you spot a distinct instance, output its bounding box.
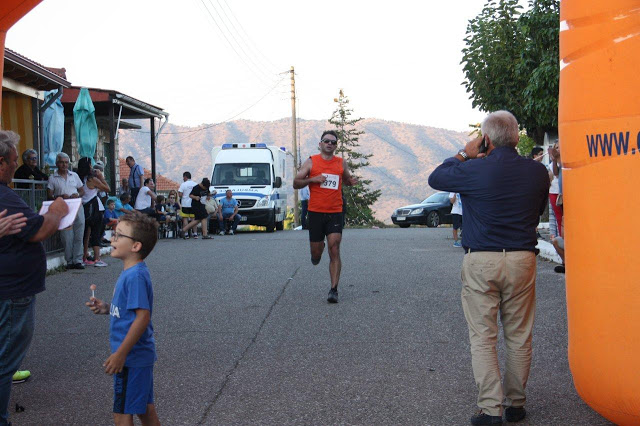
[293,130,358,303]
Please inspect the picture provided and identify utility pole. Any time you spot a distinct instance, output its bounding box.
[290,66,299,228]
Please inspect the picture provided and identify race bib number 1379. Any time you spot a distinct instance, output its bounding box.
[320,173,340,190]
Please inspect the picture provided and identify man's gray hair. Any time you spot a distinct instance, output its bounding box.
[56,152,70,162]
[0,131,19,160]
[22,148,37,163]
[481,110,520,148]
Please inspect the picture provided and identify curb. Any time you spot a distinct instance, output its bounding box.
[46,246,113,272]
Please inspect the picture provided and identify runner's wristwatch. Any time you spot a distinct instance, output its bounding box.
[457,150,469,160]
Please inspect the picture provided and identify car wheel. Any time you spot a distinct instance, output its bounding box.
[426,211,440,228]
[398,224,410,228]
[266,209,276,233]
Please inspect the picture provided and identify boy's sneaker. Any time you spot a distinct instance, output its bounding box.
[12,370,31,384]
[219,231,225,236]
[229,230,234,235]
[453,241,462,248]
[94,260,108,267]
[505,406,526,422]
[554,265,565,274]
[470,411,503,425]
[327,288,338,303]
[193,234,199,239]
[83,259,96,266]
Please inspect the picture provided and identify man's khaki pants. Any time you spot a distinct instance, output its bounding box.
[461,250,536,416]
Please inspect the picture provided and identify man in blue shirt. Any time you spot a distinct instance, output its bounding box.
[218,189,241,235]
[429,111,549,425]
[0,131,69,426]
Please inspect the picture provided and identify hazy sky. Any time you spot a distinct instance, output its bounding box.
[7,0,494,132]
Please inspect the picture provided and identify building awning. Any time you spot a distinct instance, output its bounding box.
[61,87,167,120]
[3,48,71,91]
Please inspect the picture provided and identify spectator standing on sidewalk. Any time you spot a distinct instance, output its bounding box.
[178,172,197,239]
[78,158,110,268]
[182,178,213,239]
[0,130,69,426]
[548,142,563,237]
[428,111,549,425]
[47,152,86,270]
[126,156,144,206]
[449,192,463,247]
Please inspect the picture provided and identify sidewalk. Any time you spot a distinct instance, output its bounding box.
[46,246,112,271]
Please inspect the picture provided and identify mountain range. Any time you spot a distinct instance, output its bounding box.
[117,118,469,223]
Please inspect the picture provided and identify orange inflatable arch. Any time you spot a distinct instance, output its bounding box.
[561,0,640,424]
[1,0,639,424]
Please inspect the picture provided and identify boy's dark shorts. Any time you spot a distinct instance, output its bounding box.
[308,211,343,242]
[113,366,154,415]
[452,214,463,230]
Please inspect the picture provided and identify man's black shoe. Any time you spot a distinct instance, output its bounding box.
[311,257,321,265]
[470,411,503,425]
[554,265,565,274]
[505,406,526,422]
[73,263,85,270]
[327,288,338,303]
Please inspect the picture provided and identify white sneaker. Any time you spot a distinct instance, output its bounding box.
[229,230,234,235]
[219,231,225,236]
[94,260,108,267]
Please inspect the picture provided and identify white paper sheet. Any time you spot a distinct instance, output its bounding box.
[39,198,82,230]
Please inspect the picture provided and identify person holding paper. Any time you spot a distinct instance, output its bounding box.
[47,152,86,270]
[0,130,69,426]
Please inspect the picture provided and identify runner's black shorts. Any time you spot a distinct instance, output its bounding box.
[307,211,343,242]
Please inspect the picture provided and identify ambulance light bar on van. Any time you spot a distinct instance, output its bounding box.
[221,143,268,149]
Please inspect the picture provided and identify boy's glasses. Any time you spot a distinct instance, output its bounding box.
[112,232,136,242]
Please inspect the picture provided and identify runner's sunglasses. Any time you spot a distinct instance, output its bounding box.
[321,139,337,145]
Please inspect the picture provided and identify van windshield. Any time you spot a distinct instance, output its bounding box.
[212,163,271,186]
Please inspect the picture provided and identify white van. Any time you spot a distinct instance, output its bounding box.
[210,143,287,232]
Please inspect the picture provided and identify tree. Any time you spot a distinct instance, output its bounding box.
[328,90,382,226]
[461,0,559,144]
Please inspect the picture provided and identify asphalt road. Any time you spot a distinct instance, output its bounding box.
[10,228,611,425]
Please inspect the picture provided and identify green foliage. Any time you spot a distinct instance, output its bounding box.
[461,0,559,143]
[328,90,382,227]
[516,133,535,157]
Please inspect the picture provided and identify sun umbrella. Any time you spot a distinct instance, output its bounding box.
[73,87,98,161]
[42,90,64,166]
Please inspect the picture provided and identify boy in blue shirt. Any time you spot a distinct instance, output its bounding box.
[86,211,160,425]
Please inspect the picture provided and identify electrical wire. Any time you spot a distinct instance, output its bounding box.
[219,0,282,74]
[205,0,278,84]
[197,0,276,87]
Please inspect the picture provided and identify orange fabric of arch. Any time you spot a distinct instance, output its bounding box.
[0,0,43,120]
[560,1,640,424]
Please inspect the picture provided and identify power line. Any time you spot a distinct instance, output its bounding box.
[197,0,276,87]
[205,0,278,84]
[131,77,286,159]
[219,0,282,74]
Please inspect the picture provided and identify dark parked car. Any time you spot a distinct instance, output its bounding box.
[391,192,453,228]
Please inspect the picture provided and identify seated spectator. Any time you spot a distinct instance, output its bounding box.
[155,195,169,224]
[103,199,119,229]
[218,189,241,235]
[114,193,134,218]
[182,178,213,239]
[134,178,158,217]
[166,190,180,222]
[119,178,130,196]
[14,149,48,182]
